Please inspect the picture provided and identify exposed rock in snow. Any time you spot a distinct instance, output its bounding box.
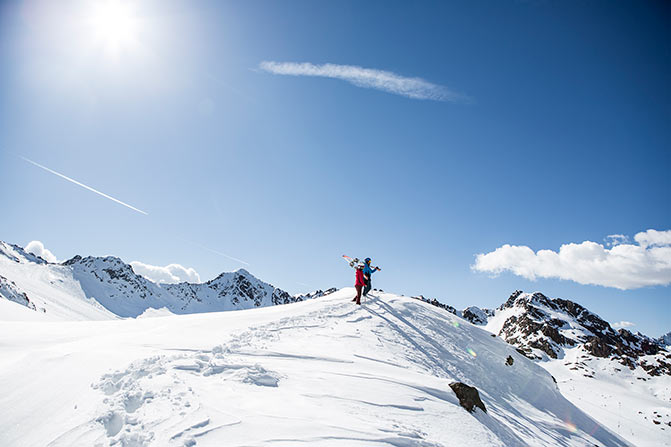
[0,274,36,311]
[0,241,48,265]
[449,382,487,414]
[461,306,494,325]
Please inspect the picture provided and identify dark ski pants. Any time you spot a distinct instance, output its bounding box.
[363,278,372,296]
[354,285,363,304]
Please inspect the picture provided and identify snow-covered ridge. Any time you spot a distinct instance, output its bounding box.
[0,241,332,319]
[0,290,632,447]
[0,240,48,265]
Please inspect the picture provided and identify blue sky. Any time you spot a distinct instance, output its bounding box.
[1,1,669,336]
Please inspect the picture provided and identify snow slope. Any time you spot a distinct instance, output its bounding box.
[0,246,119,321]
[0,290,627,447]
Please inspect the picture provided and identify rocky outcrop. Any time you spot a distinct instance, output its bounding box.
[0,274,37,311]
[449,382,487,414]
[461,306,494,325]
[490,291,670,376]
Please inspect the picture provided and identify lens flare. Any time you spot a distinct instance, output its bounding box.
[451,321,460,328]
[564,420,578,433]
[467,348,477,358]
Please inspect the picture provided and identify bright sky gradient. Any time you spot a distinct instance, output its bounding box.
[1,1,669,336]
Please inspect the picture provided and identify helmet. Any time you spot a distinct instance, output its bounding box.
[365,257,371,263]
[357,262,365,268]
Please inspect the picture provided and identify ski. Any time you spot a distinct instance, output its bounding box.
[342,255,360,268]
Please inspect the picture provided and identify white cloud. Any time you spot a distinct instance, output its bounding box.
[472,230,671,290]
[634,229,671,248]
[612,321,636,329]
[130,261,201,284]
[258,61,466,102]
[25,240,58,263]
[605,234,629,247]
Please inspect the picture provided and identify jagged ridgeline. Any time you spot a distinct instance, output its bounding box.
[413,290,671,377]
[0,241,335,318]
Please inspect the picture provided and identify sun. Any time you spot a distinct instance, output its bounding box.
[88,0,139,52]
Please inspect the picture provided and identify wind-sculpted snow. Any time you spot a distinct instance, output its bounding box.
[1,290,630,447]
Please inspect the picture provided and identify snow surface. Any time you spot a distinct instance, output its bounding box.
[544,347,671,447]
[0,290,628,447]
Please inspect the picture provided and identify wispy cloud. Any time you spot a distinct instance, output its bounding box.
[21,157,148,215]
[604,234,629,247]
[612,321,636,329]
[258,61,466,102]
[472,229,671,290]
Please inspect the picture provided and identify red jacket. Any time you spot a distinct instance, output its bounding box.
[355,268,365,287]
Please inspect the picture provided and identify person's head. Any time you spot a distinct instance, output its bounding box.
[365,257,371,264]
[357,262,364,269]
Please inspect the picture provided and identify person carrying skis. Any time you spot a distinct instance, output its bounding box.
[352,262,365,305]
[362,257,380,297]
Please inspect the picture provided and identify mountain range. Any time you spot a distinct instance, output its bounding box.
[0,240,334,319]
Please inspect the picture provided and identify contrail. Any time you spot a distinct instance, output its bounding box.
[200,245,250,266]
[177,237,250,266]
[21,157,149,215]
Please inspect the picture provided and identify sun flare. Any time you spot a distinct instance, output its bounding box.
[88,0,138,52]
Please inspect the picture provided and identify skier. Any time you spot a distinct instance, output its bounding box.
[362,257,380,297]
[352,262,365,305]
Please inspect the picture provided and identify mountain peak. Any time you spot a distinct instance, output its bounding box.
[483,290,671,377]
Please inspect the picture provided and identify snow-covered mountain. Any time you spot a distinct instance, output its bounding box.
[461,290,670,377]
[437,290,671,447]
[0,289,631,447]
[659,331,671,347]
[0,241,326,319]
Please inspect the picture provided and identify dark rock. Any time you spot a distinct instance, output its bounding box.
[449,382,487,414]
[585,336,613,358]
[505,355,514,366]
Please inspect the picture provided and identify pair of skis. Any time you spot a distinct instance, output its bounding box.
[342,255,382,271]
[342,255,360,268]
